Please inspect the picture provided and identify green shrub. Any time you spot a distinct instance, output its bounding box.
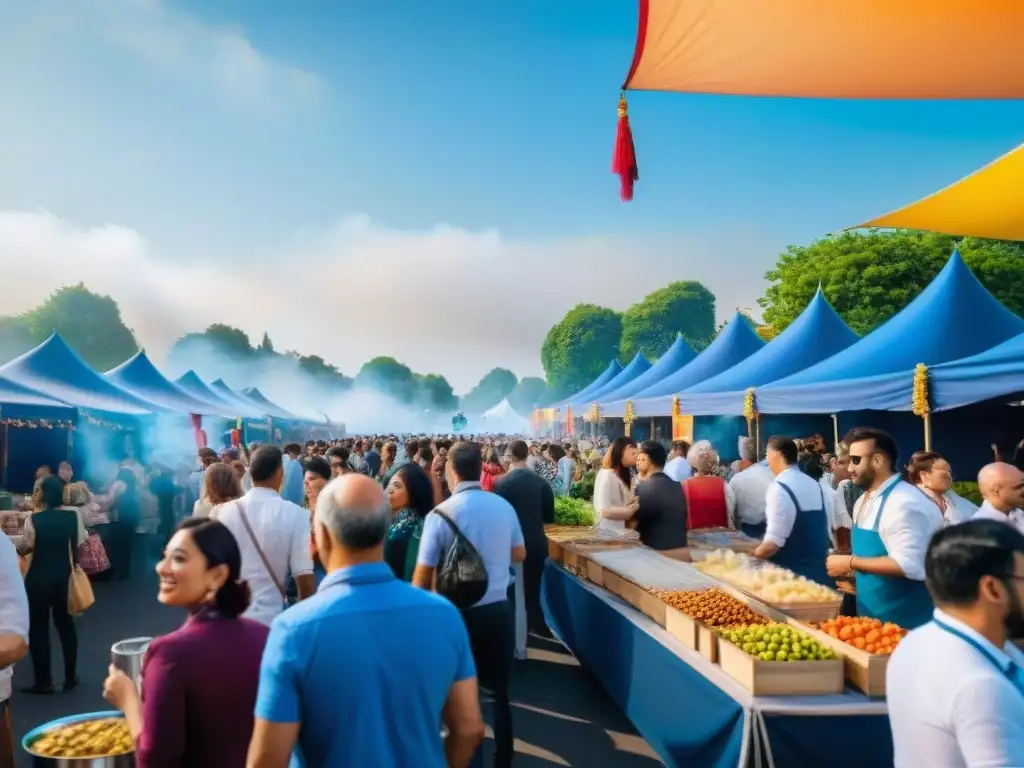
[952,481,982,506]
[554,496,596,526]
[570,471,596,501]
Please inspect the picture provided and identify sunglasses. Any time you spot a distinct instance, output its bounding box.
[849,453,874,466]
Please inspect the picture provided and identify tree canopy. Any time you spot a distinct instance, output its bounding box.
[460,367,518,413]
[508,376,550,412]
[419,373,459,411]
[620,281,716,360]
[355,356,420,403]
[17,284,138,371]
[759,231,1024,336]
[541,304,622,398]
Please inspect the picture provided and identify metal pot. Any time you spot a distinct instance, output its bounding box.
[22,711,135,767]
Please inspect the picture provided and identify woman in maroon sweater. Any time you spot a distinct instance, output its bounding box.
[103,518,269,767]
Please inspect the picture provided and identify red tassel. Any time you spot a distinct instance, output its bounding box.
[612,94,638,201]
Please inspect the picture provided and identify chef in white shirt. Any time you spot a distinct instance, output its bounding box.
[664,440,692,482]
[974,462,1024,534]
[750,436,832,585]
[887,519,1024,768]
[826,427,944,629]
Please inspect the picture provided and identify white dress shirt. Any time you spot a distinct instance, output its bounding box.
[664,456,692,482]
[0,534,29,701]
[853,475,944,581]
[763,467,829,548]
[594,468,630,533]
[212,487,313,626]
[973,500,1024,534]
[887,609,1024,768]
[728,463,774,528]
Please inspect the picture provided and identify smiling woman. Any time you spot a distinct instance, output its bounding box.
[101,517,270,768]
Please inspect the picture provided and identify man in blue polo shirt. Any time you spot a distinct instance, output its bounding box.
[248,474,485,768]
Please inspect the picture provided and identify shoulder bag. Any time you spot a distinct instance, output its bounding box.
[235,500,288,605]
[67,542,95,615]
[432,508,488,610]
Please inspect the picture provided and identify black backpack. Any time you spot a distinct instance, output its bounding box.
[432,509,489,610]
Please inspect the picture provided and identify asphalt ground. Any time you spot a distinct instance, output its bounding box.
[11,541,661,766]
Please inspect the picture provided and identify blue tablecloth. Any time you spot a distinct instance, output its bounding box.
[541,561,894,768]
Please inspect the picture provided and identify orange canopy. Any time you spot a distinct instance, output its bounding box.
[624,0,1024,98]
[855,144,1024,241]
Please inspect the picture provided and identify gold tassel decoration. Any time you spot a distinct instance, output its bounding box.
[912,363,931,417]
[590,403,600,423]
[743,388,758,423]
[672,396,681,418]
[624,400,635,436]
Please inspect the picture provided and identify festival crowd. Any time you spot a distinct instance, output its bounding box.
[1,428,1024,766]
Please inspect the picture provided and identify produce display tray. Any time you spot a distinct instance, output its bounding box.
[688,528,760,554]
[586,549,715,591]
[716,636,845,696]
[794,622,891,697]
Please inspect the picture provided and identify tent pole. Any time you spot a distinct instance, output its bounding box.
[831,414,840,453]
[923,414,933,452]
[0,422,8,489]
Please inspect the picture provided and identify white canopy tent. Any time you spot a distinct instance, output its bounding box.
[477,398,529,434]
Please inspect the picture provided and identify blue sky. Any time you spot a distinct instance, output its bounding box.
[0,0,1021,391]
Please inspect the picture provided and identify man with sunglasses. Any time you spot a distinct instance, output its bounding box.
[826,427,943,629]
[887,520,1024,768]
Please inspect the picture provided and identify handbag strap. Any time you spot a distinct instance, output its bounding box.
[431,508,464,539]
[235,500,287,600]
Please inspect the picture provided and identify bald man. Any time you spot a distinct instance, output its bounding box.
[247,473,484,768]
[974,462,1024,534]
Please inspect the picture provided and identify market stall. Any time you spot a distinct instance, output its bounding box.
[542,534,895,768]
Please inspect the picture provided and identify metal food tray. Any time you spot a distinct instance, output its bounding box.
[587,549,716,591]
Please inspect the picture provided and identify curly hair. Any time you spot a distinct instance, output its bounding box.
[687,440,720,475]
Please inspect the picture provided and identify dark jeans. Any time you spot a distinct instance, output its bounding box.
[109,522,136,581]
[27,579,77,686]
[462,600,514,768]
[523,554,548,634]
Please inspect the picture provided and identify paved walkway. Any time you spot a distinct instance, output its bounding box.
[11,550,661,766]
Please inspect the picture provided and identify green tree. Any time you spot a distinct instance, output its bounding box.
[18,283,138,371]
[297,354,353,389]
[759,231,1024,335]
[460,367,518,413]
[418,373,458,411]
[541,304,622,397]
[355,356,419,403]
[508,376,550,412]
[620,281,716,360]
[258,332,275,354]
[0,316,34,365]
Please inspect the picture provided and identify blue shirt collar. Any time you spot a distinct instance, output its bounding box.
[934,608,1015,674]
[453,481,481,494]
[318,562,395,592]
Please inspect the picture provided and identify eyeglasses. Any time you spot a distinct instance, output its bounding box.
[849,454,869,465]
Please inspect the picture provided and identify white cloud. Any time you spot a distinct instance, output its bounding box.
[0,210,771,392]
[9,0,322,110]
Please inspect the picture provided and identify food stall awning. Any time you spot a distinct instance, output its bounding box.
[623,1,1024,98]
[853,143,1024,241]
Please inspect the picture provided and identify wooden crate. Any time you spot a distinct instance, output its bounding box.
[717,636,845,696]
[698,623,719,663]
[664,606,699,650]
[771,600,843,623]
[795,622,889,697]
[600,571,668,627]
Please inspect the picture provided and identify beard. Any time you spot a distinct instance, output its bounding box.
[1006,587,1024,639]
[851,465,875,489]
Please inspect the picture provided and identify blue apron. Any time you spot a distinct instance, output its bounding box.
[934,617,1024,695]
[852,480,935,629]
[741,521,767,539]
[769,482,832,587]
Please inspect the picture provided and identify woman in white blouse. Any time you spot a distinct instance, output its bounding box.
[593,437,638,533]
[905,450,977,526]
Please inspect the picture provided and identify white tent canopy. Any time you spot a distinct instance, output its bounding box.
[478,398,528,434]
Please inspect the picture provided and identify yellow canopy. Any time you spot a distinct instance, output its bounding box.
[624,0,1024,98]
[855,144,1024,241]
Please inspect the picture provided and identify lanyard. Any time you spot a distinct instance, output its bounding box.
[933,617,1020,685]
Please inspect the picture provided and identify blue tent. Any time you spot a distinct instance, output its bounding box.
[592,334,697,406]
[567,353,651,410]
[106,351,231,416]
[675,288,859,415]
[928,331,1024,412]
[609,312,765,417]
[0,375,72,411]
[176,371,263,418]
[550,359,623,410]
[211,379,272,418]
[757,249,1024,413]
[242,387,302,421]
[0,334,160,415]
